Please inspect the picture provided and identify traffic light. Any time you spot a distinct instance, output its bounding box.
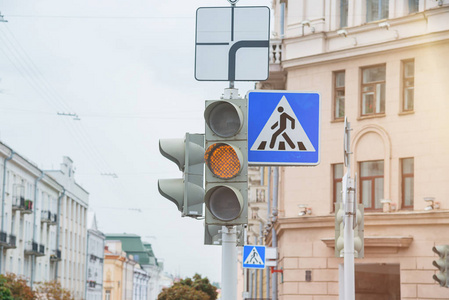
[158,133,205,218]
[203,95,248,226]
[204,224,245,246]
[335,203,364,258]
[432,245,449,287]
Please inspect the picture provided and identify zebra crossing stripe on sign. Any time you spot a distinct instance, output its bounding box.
[250,96,315,152]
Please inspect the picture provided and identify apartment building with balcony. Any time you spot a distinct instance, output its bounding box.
[86,212,105,300]
[47,156,89,300]
[0,141,61,286]
[244,0,449,299]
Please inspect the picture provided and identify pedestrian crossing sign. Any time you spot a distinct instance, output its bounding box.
[247,90,321,166]
[243,245,266,269]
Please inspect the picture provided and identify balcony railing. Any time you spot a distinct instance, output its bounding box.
[270,39,282,64]
[12,196,25,210]
[0,231,7,244]
[24,241,45,256]
[41,211,57,225]
[12,197,33,214]
[7,235,16,249]
[50,249,62,262]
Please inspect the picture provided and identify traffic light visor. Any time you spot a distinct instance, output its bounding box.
[205,101,243,137]
[205,143,242,179]
[206,186,243,221]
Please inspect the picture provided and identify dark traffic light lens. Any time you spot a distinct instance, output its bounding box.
[204,143,241,179]
[208,102,241,137]
[207,186,242,221]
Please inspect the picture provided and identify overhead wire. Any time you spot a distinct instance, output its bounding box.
[0,22,128,198]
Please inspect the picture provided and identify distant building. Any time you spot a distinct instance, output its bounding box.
[103,240,131,300]
[47,157,89,300]
[105,234,162,300]
[86,212,105,300]
[0,142,89,300]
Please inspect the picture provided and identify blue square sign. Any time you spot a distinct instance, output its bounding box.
[243,245,266,269]
[247,91,321,166]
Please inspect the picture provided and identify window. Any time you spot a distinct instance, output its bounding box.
[340,0,348,28]
[366,0,389,22]
[360,160,384,210]
[361,65,386,116]
[402,60,414,112]
[333,164,344,211]
[408,0,419,13]
[334,71,345,120]
[401,158,414,209]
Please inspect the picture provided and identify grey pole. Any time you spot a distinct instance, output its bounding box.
[266,167,271,297]
[221,226,237,300]
[272,167,279,300]
[343,118,355,300]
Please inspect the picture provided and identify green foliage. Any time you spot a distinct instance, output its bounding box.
[0,273,36,300]
[36,280,74,300]
[0,274,74,300]
[0,276,13,300]
[158,274,218,300]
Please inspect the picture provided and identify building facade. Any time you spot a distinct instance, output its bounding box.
[86,212,105,300]
[244,0,449,299]
[103,240,137,300]
[105,234,162,300]
[0,143,90,299]
[0,142,61,285]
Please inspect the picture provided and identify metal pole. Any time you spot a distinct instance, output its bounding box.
[272,167,279,300]
[266,167,271,298]
[343,118,355,300]
[221,226,237,300]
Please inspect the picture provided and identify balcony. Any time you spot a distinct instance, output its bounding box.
[24,241,45,257]
[256,39,285,90]
[12,197,33,214]
[6,235,17,249]
[50,249,62,262]
[0,231,7,247]
[41,210,57,225]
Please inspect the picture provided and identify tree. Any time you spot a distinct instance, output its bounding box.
[0,275,13,300]
[35,280,74,300]
[0,273,36,300]
[158,274,218,300]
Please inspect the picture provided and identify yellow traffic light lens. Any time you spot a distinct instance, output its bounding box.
[205,143,241,179]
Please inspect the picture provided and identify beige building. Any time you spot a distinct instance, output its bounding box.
[243,0,449,299]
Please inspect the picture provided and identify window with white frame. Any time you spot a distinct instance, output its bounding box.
[340,0,348,28]
[360,160,384,210]
[334,71,345,120]
[366,0,389,22]
[402,60,414,112]
[361,64,386,116]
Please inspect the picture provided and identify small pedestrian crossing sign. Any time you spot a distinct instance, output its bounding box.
[247,91,321,166]
[243,245,266,269]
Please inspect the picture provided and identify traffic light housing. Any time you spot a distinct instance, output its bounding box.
[158,133,205,218]
[204,94,248,226]
[335,203,364,258]
[432,245,449,287]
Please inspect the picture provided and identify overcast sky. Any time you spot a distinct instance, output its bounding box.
[0,0,271,284]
